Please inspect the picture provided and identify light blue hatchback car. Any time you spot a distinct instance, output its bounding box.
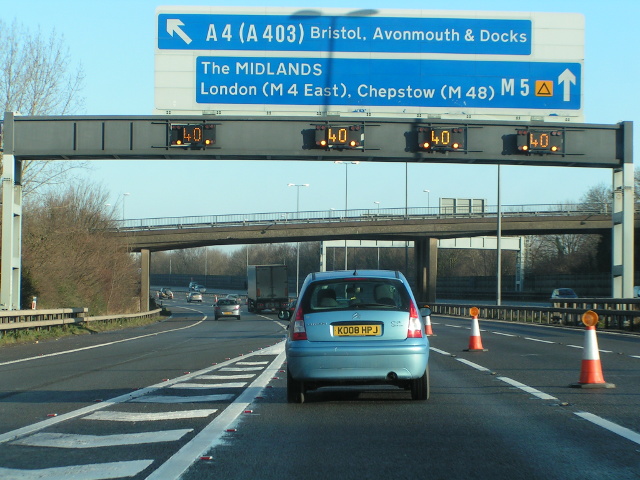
[285,270,430,403]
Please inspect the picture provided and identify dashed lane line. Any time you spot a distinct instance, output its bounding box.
[496,376,559,401]
[12,429,193,449]
[456,358,492,372]
[131,394,235,403]
[196,374,256,380]
[524,337,555,344]
[84,410,218,422]
[219,366,264,371]
[575,412,640,446]
[169,382,248,389]
[0,460,154,480]
[430,346,640,447]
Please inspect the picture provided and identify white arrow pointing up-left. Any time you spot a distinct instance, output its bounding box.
[167,19,192,45]
[558,68,576,102]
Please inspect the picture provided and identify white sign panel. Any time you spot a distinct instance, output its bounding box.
[155,7,584,121]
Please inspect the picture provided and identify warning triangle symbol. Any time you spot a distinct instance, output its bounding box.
[537,82,552,96]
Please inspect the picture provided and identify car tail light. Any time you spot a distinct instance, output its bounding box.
[407,301,423,338]
[292,306,307,341]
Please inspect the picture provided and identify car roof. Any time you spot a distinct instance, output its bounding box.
[304,270,404,282]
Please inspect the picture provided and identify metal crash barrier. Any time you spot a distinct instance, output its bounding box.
[0,308,163,335]
[426,300,640,333]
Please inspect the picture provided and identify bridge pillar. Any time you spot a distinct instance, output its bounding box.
[415,237,437,304]
[140,249,150,311]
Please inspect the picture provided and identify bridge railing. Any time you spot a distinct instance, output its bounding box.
[114,203,611,231]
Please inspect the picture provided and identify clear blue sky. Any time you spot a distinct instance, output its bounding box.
[3,0,638,221]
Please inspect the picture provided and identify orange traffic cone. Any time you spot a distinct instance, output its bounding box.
[424,313,435,336]
[571,311,615,389]
[464,307,487,352]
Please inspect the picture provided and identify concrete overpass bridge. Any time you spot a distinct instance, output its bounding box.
[113,203,615,309]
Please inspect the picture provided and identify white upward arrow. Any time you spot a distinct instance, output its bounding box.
[558,68,576,102]
[167,19,192,45]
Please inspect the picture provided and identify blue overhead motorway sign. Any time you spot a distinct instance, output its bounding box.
[158,13,532,55]
[155,8,584,120]
[196,57,580,110]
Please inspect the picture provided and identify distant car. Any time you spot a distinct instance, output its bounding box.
[158,287,174,299]
[214,298,241,320]
[285,270,429,403]
[188,282,198,291]
[187,291,203,303]
[225,294,241,303]
[551,288,578,299]
[195,284,207,293]
[634,286,640,298]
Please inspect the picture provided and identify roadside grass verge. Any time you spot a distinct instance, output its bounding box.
[0,309,171,347]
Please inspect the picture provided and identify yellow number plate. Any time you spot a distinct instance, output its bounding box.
[333,324,381,337]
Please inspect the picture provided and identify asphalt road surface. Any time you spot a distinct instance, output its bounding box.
[0,298,638,479]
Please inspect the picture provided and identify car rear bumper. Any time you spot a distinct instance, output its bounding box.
[286,341,429,381]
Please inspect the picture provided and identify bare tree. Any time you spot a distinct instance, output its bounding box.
[22,183,139,313]
[0,19,86,197]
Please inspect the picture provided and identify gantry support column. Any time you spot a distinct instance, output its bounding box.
[1,113,23,310]
[415,237,437,304]
[140,249,150,311]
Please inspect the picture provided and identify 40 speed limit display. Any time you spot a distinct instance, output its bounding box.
[196,56,581,111]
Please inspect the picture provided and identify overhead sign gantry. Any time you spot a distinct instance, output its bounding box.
[1,8,634,311]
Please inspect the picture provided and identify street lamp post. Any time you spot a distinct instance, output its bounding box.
[423,189,430,213]
[122,192,130,221]
[287,183,309,296]
[334,161,359,269]
[374,201,381,268]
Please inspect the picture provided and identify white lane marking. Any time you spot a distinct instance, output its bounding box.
[0,342,284,444]
[497,376,558,400]
[219,366,264,371]
[493,332,516,337]
[170,382,247,389]
[84,410,217,422]
[12,429,192,448]
[567,345,583,349]
[632,356,640,359]
[131,394,235,403]
[525,337,555,344]
[0,317,207,367]
[197,374,256,380]
[236,361,268,365]
[430,347,452,356]
[146,342,286,480]
[456,358,492,372]
[0,460,153,480]
[445,324,463,328]
[575,412,640,446]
